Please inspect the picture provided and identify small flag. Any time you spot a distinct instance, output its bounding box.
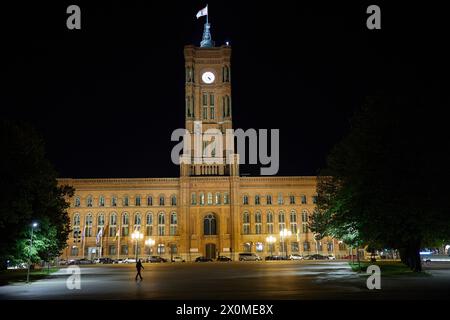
[196,5,208,19]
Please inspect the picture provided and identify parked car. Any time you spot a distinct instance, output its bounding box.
[327,255,336,260]
[265,255,287,260]
[171,256,185,263]
[342,254,358,260]
[147,256,167,263]
[289,254,303,260]
[123,258,137,264]
[77,258,94,265]
[238,253,262,261]
[112,259,124,264]
[96,257,113,264]
[195,256,213,262]
[58,259,68,265]
[217,256,232,262]
[304,254,328,260]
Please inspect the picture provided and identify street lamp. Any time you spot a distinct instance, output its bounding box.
[145,238,155,261]
[279,228,292,259]
[27,222,38,283]
[131,231,143,261]
[266,235,276,257]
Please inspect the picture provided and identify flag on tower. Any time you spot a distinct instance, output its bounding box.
[196,5,208,19]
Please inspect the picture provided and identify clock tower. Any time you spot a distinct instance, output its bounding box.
[181,22,238,176]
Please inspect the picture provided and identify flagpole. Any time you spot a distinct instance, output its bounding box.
[206,4,209,24]
[100,228,103,258]
[82,225,86,259]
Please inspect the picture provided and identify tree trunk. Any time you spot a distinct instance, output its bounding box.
[399,241,422,272]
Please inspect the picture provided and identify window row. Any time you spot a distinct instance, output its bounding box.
[241,241,345,253]
[72,212,178,237]
[74,194,177,208]
[70,243,178,256]
[191,192,230,205]
[241,210,311,235]
[242,194,318,205]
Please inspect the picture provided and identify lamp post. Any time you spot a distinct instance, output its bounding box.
[279,228,292,259]
[145,238,155,261]
[27,222,38,283]
[266,235,276,257]
[131,231,143,261]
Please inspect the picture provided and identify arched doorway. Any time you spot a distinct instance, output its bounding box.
[205,243,216,260]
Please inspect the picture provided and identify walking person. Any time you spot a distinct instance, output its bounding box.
[135,259,144,281]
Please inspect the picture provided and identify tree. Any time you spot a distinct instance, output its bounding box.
[316,94,449,272]
[0,120,73,269]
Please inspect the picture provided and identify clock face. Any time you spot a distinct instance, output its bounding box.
[202,71,215,84]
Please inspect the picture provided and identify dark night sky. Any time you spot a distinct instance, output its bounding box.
[1,1,448,178]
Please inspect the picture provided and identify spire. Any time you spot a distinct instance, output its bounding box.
[200,22,214,48]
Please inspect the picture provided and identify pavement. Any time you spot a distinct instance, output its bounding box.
[1,261,450,300]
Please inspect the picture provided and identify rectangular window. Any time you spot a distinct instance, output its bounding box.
[210,107,215,119]
[210,93,214,105]
[255,224,262,234]
[109,226,116,237]
[123,197,129,207]
[267,195,272,205]
[202,93,208,106]
[170,225,177,236]
[255,195,260,205]
[243,224,250,235]
[71,247,79,256]
[109,245,116,255]
[191,193,197,205]
[121,245,128,255]
[146,225,153,236]
[290,223,297,234]
[122,226,129,237]
[267,223,274,234]
[312,196,318,204]
[278,193,283,205]
[290,195,295,204]
[203,107,208,120]
[158,225,165,236]
[301,195,307,204]
[291,242,299,253]
[147,196,153,206]
[157,244,165,254]
[223,193,229,204]
[135,196,141,206]
[112,197,117,207]
[303,241,310,251]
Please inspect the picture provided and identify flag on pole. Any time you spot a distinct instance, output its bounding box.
[81,225,86,241]
[96,227,103,245]
[115,230,120,241]
[196,5,208,19]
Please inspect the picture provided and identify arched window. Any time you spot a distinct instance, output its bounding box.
[290,210,297,234]
[170,212,177,235]
[73,213,80,226]
[86,213,93,237]
[158,212,165,236]
[255,211,262,234]
[147,195,153,206]
[302,209,308,222]
[267,211,274,234]
[99,196,105,207]
[278,211,286,231]
[122,213,129,236]
[171,195,177,206]
[75,197,80,207]
[159,195,165,206]
[146,213,153,236]
[86,196,93,207]
[204,214,217,235]
[97,213,105,235]
[134,213,141,231]
[73,213,80,238]
[207,192,213,205]
[242,212,250,234]
[109,213,117,237]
